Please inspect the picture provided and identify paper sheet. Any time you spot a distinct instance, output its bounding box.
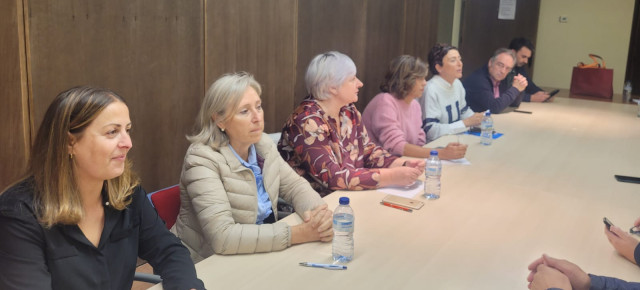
[442,158,471,165]
[377,180,423,198]
[498,0,516,20]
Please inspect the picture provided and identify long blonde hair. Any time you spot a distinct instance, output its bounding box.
[29,86,140,227]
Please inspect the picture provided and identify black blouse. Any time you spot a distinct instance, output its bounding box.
[0,178,204,290]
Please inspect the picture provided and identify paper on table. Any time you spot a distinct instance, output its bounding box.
[377,180,423,198]
[442,158,471,165]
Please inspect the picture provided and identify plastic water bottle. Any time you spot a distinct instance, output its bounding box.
[332,197,354,262]
[423,150,441,200]
[623,81,632,103]
[481,111,493,146]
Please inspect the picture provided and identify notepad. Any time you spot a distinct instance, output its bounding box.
[377,180,423,198]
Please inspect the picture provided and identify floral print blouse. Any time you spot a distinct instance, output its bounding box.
[278,97,398,197]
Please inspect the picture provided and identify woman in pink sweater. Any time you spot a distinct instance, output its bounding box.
[362,55,467,160]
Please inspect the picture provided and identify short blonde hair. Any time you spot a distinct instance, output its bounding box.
[188,72,262,149]
[305,51,357,101]
[28,86,139,227]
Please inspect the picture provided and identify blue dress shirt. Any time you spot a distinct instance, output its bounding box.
[229,144,273,224]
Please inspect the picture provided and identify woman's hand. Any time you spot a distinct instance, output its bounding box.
[391,166,422,186]
[437,143,467,160]
[402,159,425,173]
[463,112,484,127]
[291,204,333,244]
[605,224,640,265]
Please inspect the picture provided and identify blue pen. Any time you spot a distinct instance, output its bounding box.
[299,262,347,270]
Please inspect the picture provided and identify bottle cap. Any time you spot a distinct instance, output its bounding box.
[430,150,438,156]
[485,111,491,116]
[339,197,350,205]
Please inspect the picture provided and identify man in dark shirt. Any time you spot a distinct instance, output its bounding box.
[507,37,551,102]
[463,48,528,113]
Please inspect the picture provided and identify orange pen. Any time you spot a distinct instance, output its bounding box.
[380,201,413,213]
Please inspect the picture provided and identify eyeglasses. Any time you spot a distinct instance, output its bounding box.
[493,61,513,72]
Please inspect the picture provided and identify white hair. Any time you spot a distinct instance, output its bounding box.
[305,51,357,101]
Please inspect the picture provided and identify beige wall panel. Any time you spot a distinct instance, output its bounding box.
[535,0,635,93]
[205,0,296,133]
[26,1,204,191]
[0,0,30,191]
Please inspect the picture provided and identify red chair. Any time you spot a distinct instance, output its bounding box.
[134,185,181,284]
[147,185,180,229]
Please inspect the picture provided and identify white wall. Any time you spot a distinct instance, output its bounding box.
[533,0,635,94]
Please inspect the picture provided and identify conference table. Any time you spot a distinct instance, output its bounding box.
[150,97,640,289]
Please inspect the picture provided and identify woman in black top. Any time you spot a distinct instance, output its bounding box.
[0,86,204,290]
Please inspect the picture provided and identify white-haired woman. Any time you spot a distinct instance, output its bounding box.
[174,72,332,262]
[278,51,424,197]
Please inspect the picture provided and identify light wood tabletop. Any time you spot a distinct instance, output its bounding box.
[150,97,640,289]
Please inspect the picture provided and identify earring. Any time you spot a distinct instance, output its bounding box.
[221,128,225,132]
[69,153,73,159]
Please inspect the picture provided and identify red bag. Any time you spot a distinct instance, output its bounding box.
[570,54,613,100]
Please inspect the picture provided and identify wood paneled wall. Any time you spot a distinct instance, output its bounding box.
[459,0,540,76]
[205,0,297,134]
[1,0,439,192]
[0,0,30,191]
[23,1,204,190]
[297,0,439,111]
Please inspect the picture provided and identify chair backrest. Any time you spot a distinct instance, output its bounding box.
[268,132,281,144]
[148,185,180,229]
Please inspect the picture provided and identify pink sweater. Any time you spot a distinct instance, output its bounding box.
[362,92,426,156]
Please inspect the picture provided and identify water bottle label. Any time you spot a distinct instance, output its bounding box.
[334,220,353,231]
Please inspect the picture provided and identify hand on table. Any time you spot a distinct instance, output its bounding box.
[528,262,572,290]
[463,112,484,127]
[530,91,551,102]
[527,254,590,290]
[402,159,425,173]
[291,204,333,244]
[438,142,467,160]
[605,224,640,265]
[389,165,423,187]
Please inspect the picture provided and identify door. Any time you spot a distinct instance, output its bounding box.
[458,0,541,77]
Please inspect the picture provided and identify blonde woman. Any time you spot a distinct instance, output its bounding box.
[175,72,332,261]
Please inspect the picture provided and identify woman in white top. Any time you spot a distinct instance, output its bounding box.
[421,43,484,142]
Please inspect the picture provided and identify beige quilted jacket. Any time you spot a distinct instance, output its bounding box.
[174,133,324,261]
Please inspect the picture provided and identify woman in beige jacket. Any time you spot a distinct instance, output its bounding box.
[175,72,333,262]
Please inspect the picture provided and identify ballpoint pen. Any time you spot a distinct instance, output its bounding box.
[380,201,413,212]
[299,262,347,270]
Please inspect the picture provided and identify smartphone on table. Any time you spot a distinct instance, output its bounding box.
[603,217,614,230]
[381,195,424,210]
[543,89,560,103]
